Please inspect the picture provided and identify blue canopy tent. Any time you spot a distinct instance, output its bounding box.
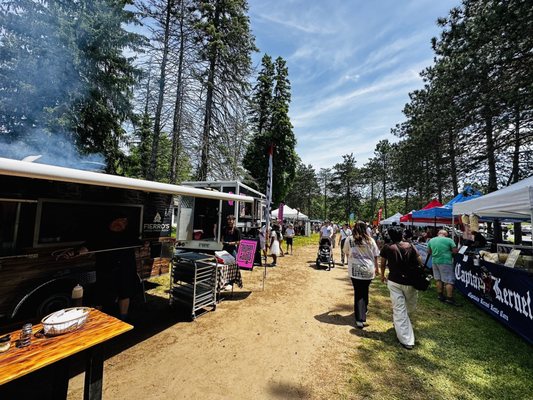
[412,187,482,224]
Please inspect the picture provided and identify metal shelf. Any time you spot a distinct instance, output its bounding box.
[169,253,217,320]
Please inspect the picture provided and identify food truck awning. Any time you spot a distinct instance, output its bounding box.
[0,157,254,202]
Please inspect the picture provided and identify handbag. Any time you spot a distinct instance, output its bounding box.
[396,243,432,291]
[408,249,432,291]
[409,264,432,291]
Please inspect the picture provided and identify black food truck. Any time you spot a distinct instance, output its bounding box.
[0,157,253,325]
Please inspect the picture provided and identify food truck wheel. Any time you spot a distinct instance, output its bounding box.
[35,292,72,317]
[15,286,73,319]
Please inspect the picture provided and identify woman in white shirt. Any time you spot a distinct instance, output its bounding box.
[270,225,281,266]
[343,221,380,328]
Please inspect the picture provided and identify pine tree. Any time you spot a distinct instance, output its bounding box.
[194,0,256,180]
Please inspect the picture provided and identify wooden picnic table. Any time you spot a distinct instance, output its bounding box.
[0,308,132,399]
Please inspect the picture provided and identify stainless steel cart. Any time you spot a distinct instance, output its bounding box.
[169,252,217,320]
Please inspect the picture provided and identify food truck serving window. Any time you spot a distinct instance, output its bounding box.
[35,199,142,246]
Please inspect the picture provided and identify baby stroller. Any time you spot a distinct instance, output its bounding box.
[316,237,334,270]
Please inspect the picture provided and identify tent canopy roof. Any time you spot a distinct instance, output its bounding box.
[453,177,533,220]
[401,200,443,222]
[379,212,403,225]
[413,187,482,220]
[271,205,309,220]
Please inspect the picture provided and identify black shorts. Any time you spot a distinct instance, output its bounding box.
[286,237,293,245]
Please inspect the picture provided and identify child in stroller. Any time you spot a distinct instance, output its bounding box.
[316,237,334,270]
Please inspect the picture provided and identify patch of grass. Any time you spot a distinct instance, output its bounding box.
[342,281,533,400]
[294,232,320,248]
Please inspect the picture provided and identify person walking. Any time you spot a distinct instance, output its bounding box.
[284,223,295,255]
[343,221,380,329]
[320,220,333,241]
[259,223,269,264]
[427,229,459,304]
[331,223,339,249]
[269,224,281,266]
[379,227,422,350]
[338,223,352,265]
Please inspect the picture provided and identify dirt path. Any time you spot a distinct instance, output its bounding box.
[68,245,362,399]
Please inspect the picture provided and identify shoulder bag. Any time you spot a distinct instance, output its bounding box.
[396,243,432,291]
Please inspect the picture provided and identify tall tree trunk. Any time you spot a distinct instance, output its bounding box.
[512,106,522,244]
[484,111,498,192]
[484,109,500,244]
[198,2,221,180]
[170,0,186,184]
[148,0,174,181]
[382,155,388,218]
[370,179,375,219]
[404,186,410,214]
[323,177,327,220]
[435,133,443,203]
[448,129,459,195]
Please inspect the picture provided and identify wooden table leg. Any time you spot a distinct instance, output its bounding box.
[51,358,70,399]
[84,345,104,400]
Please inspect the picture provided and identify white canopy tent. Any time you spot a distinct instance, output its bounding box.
[271,205,309,220]
[453,176,533,220]
[379,212,403,225]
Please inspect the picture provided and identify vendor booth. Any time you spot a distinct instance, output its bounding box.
[271,205,310,236]
[400,199,443,223]
[412,187,482,224]
[379,212,403,225]
[452,177,533,344]
[271,205,308,221]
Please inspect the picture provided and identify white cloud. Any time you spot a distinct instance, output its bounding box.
[291,65,425,128]
[248,0,462,172]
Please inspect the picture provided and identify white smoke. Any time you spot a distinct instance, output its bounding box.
[0,130,106,171]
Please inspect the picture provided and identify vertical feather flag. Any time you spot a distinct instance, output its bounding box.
[264,145,274,227]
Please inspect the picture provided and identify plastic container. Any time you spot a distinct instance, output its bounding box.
[71,284,83,307]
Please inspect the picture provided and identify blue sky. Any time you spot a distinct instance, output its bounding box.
[248,0,460,170]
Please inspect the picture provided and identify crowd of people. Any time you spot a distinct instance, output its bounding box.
[316,219,458,351]
[222,216,461,350]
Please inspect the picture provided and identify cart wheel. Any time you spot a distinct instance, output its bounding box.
[191,314,196,321]
[316,259,320,269]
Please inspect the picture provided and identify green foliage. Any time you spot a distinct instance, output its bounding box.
[0,0,144,172]
[329,153,361,223]
[244,55,298,204]
[194,0,257,180]
[285,163,320,219]
[390,0,533,200]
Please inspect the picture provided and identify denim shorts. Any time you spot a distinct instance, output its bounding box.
[432,263,455,284]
